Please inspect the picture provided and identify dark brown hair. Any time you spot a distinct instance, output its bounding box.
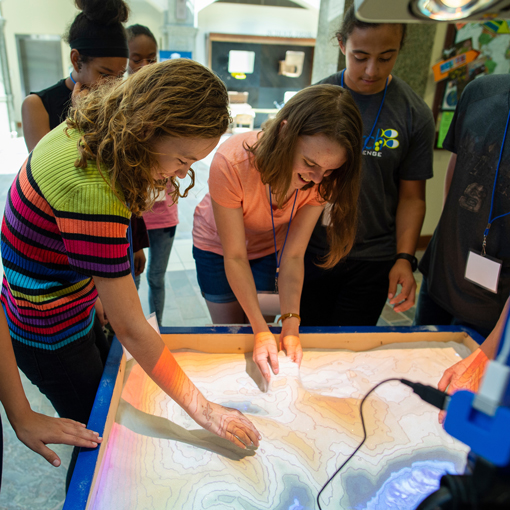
[66,59,230,215]
[247,84,363,268]
[126,24,157,47]
[336,5,407,49]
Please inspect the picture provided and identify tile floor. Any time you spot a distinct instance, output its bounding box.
[0,137,424,510]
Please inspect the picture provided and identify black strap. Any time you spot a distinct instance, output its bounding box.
[395,253,418,272]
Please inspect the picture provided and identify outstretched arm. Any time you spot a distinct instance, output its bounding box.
[388,179,426,312]
[278,204,324,366]
[212,198,278,382]
[436,297,509,424]
[438,297,510,393]
[0,307,102,467]
[94,274,260,449]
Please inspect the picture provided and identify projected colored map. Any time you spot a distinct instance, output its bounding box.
[92,341,471,510]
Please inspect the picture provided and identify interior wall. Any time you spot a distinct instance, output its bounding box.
[2,0,75,127]
[310,0,343,83]
[422,23,449,237]
[2,0,449,239]
[392,24,437,99]
[129,1,165,49]
[195,3,318,65]
[2,0,163,127]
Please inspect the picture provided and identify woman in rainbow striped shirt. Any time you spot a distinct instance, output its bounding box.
[1,59,260,480]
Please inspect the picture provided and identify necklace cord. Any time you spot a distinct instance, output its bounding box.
[341,69,388,152]
[269,187,298,277]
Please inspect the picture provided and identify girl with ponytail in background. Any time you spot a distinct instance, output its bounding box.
[22,0,130,152]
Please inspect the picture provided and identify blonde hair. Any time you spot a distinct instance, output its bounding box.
[66,59,230,215]
[247,84,363,268]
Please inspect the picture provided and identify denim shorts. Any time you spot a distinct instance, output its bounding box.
[193,245,277,303]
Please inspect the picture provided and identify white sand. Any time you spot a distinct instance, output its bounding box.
[92,341,471,510]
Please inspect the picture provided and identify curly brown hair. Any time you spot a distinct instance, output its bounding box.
[66,59,230,215]
[247,84,363,268]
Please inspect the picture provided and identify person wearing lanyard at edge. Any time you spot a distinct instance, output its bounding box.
[2,59,260,489]
[300,6,435,328]
[127,24,179,328]
[414,74,510,420]
[192,85,363,382]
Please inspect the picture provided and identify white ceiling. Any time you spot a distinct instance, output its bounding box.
[141,0,319,13]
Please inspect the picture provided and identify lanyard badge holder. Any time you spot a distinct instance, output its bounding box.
[270,187,298,293]
[257,188,298,316]
[465,107,510,294]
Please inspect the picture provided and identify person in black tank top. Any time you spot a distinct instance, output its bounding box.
[31,79,73,131]
[21,0,129,152]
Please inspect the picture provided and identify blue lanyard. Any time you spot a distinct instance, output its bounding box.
[482,107,510,255]
[269,186,298,292]
[341,69,388,152]
[69,72,77,85]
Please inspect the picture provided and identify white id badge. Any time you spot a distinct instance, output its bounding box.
[321,202,332,226]
[155,189,167,202]
[465,250,502,293]
[147,188,167,202]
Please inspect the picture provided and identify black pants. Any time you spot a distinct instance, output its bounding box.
[12,316,110,489]
[300,252,394,327]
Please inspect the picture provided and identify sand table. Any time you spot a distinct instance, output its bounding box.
[92,341,471,510]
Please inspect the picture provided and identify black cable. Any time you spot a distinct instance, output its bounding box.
[400,379,450,411]
[316,378,401,510]
[316,378,450,510]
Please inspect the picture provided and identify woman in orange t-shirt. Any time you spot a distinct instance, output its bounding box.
[192,85,363,382]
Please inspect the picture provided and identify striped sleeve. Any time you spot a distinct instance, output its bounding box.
[54,183,131,278]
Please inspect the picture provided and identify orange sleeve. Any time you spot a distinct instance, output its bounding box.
[209,152,243,209]
[305,188,325,207]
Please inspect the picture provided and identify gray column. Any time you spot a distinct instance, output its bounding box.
[162,0,198,55]
[392,24,437,99]
[0,6,15,135]
[311,0,345,84]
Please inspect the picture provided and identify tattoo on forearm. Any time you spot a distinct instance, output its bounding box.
[203,403,213,421]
